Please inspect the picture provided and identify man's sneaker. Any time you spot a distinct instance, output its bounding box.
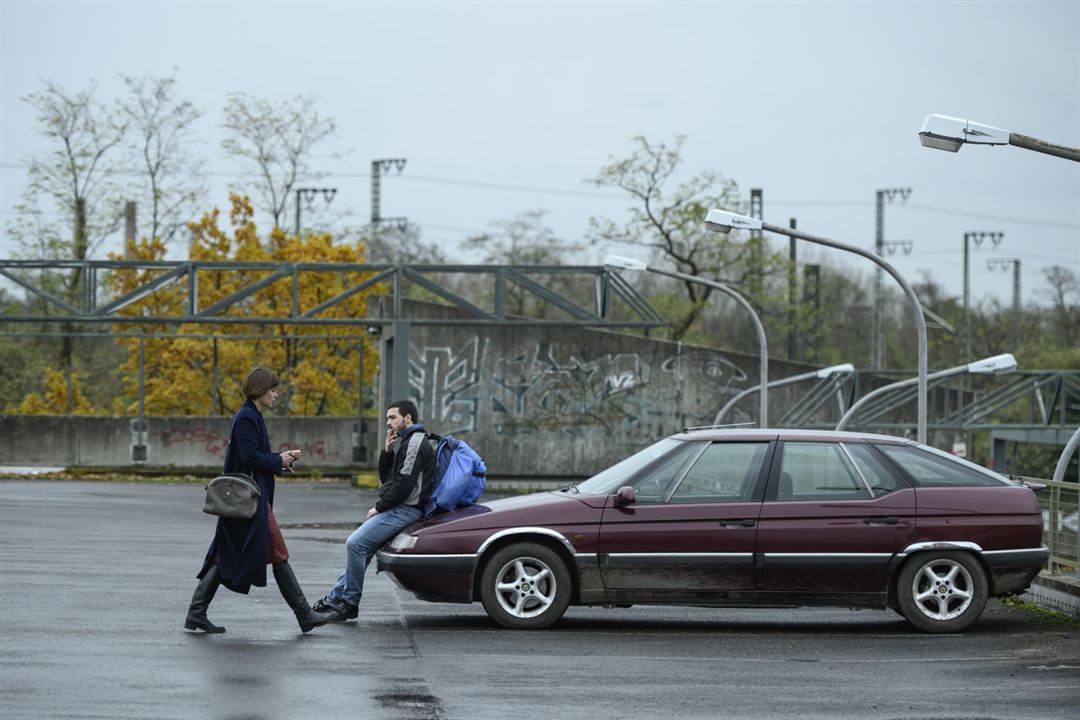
[313,595,358,622]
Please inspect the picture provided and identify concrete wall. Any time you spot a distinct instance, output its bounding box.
[0,300,873,476]
[0,415,379,470]
[374,298,848,477]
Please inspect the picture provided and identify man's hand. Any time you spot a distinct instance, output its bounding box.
[384,431,397,452]
[366,506,378,519]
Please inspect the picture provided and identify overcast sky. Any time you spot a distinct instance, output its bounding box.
[1,0,1077,309]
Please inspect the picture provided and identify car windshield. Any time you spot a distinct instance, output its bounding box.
[573,438,685,495]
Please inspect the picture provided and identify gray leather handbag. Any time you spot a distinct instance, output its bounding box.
[203,473,261,519]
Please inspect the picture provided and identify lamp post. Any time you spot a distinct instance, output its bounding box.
[604,255,770,428]
[705,208,930,444]
[836,353,1017,432]
[713,363,854,426]
[919,115,1080,162]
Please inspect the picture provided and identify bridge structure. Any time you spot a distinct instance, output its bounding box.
[1,258,1076,476]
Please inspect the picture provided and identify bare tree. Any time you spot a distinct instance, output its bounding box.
[120,72,205,246]
[9,80,128,265]
[465,209,584,317]
[1041,264,1079,348]
[465,209,581,265]
[221,93,337,230]
[6,80,128,394]
[362,221,449,264]
[586,135,779,340]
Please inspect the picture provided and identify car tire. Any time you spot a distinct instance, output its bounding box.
[480,542,571,630]
[897,551,988,633]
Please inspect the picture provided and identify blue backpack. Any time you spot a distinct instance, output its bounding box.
[423,433,487,516]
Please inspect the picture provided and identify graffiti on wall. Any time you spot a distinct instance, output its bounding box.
[409,336,750,441]
[410,337,487,434]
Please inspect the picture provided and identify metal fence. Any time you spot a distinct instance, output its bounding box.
[1017,476,1079,575]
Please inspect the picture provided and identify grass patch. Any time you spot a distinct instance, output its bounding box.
[999,596,1080,627]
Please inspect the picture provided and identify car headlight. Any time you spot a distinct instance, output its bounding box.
[388,532,418,551]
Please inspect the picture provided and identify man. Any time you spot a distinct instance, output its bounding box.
[314,400,435,621]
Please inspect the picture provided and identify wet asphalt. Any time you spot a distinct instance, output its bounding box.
[1,479,1078,720]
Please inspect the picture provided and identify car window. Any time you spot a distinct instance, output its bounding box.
[873,444,1009,487]
[630,441,703,504]
[777,442,871,501]
[669,442,768,504]
[843,443,905,497]
[575,438,685,495]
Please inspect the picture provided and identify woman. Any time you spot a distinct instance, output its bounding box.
[184,367,334,634]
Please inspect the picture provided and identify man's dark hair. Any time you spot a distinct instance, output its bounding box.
[243,367,280,399]
[388,399,419,424]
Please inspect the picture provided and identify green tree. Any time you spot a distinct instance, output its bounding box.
[586,135,785,341]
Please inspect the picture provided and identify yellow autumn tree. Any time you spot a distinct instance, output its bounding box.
[14,368,96,415]
[106,194,382,416]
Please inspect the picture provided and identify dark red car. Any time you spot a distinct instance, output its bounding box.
[376,429,1047,632]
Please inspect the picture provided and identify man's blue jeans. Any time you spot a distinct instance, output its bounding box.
[326,504,424,606]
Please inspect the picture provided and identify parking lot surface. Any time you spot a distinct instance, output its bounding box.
[2,480,1078,720]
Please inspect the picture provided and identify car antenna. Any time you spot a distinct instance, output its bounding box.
[681,422,757,432]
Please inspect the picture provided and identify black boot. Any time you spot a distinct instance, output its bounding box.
[273,561,335,633]
[184,565,226,633]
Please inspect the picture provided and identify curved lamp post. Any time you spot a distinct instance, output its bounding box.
[919,115,1080,163]
[604,254,770,428]
[836,353,1017,432]
[704,208,930,444]
[713,363,854,426]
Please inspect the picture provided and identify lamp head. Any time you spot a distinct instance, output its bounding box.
[967,353,1017,375]
[817,363,854,378]
[704,209,763,234]
[919,114,1010,152]
[604,254,648,273]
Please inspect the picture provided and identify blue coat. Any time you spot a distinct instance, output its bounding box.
[199,399,284,594]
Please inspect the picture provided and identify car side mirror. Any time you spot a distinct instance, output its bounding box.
[612,486,636,508]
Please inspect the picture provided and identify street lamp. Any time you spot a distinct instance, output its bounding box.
[604,254,770,428]
[919,115,1080,162]
[713,363,854,426]
[836,353,1017,432]
[704,208,930,444]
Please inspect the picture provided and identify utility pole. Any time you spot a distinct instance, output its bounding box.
[872,188,911,369]
[294,187,337,238]
[787,217,797,360]
[989,257,1021,352]
[371,158,408,242]
[749,188,764,301]
[963,231,1004,362]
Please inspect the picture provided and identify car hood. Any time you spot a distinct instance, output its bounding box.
[413,491,594,535]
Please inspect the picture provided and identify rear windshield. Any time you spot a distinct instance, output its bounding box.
[873,444,1010,488]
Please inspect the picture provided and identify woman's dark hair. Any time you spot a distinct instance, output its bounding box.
[388,399,419,424]
[243,367,280,399]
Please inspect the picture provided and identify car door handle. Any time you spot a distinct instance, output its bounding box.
[718,519,756,527]
[863,516,899,525]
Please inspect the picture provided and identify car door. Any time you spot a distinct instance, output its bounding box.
[755,440,915,597]
[598,440,773,596]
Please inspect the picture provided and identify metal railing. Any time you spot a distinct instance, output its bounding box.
[1016,475,1079,575]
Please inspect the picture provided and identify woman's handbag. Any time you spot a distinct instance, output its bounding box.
[203,473,261,519]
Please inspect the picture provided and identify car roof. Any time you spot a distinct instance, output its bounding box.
[671,427,917,445]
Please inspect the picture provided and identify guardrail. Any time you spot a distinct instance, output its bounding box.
[1015,475,1079,575]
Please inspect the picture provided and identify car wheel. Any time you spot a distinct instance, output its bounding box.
[897,551,988,633]
[480,542,571,629]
